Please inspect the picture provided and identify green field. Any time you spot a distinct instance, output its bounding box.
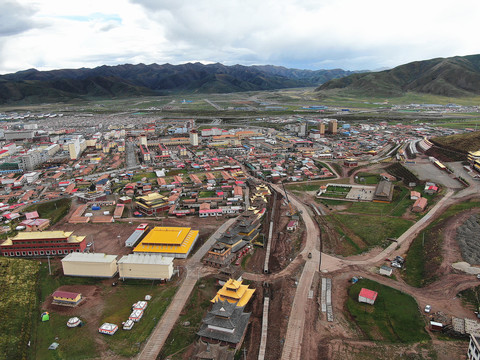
[0,258,40,360]
[331,213,413,250]
[354,172,380,185]
[346,279,429,343]
[132,172,157,182]
[102,281,178,357]
[31,262,179,359]
[24,198,72,226]
[159,277,218,359]
[403,200,480,287]
[286,178,350,192]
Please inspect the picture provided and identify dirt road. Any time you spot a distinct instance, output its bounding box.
[269,185,322,360]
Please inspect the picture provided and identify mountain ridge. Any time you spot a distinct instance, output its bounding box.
[0,63,357,104]
[316,54,480,97]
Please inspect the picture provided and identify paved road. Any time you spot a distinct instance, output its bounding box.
[137,218,236,360]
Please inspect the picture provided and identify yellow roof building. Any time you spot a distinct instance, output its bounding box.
[133,226,199,259]
[211,278,255,307]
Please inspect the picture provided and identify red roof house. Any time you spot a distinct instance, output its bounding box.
[358,288,378,305]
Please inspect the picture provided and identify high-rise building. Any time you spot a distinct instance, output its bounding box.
[190,130,199,146]
[318,122,325,136]
[328,119,338,134]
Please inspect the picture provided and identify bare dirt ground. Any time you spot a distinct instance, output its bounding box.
[264,276,297,360]
[243,282,264,360]
[52,204,224,256]
[439,207,480,275]
[298,267,474,360]
[296,193,480,360]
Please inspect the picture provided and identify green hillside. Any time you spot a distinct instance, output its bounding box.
[317,54,480,97]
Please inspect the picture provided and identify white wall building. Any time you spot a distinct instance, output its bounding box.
[468,334,480,360]
[117,253,174,280]
[62,252,118,278]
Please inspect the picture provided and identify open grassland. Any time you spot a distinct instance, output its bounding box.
[287,178,350,192]
[434,119,480,130]
[354,172,380,185]
[316,88,480,107]
[0,258,40,360]
[159,277,217,359]
[403,200,480,287]
[331,213,413,251]
[346,279,429,343]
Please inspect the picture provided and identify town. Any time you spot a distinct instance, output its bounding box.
[1,94,480,360]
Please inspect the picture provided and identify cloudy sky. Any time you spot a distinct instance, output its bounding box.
[1,0,478,74]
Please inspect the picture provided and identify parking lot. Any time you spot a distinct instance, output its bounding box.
[404,160,463,189]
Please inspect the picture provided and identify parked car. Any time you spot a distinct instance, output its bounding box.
[391,261,402,268]
[308,252,312,259]
[424,305,432,313]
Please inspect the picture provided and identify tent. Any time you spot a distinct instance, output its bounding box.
[41,312,50,322]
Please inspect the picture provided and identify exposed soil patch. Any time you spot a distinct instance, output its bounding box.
[456,213,480,264]
[264,276,297,360]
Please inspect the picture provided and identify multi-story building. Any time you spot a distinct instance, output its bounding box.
[64,135,86,160]
[135,192,170,215]
[468,334,480,360]
[0,231,87,257]
[18,150,46,171]
[190,130,199,146]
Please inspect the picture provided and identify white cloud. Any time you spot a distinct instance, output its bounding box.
[1,0,479,73]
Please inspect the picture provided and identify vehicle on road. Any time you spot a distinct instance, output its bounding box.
[308,252,312,259]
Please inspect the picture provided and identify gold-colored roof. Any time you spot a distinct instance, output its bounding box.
[11,231,73,240]
[211,278,255,307]
[133,227,199,254]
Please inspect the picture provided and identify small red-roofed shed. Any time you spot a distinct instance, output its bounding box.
[358,288,378,305]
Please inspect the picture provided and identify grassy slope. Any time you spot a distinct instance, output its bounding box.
[347,279,429,343]
[403,200,480,287]
[431,131,480,154]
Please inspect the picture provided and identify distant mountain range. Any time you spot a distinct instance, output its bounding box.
[0,63,357,104]
[317,54,480,97]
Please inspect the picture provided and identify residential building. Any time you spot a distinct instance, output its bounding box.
[468,334,480,360]
[358,288,378,305]
[52,290,83,306]
[412,197,428,212]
